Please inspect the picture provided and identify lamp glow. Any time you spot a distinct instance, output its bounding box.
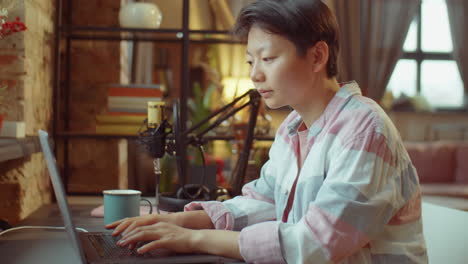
[222,77,253,103]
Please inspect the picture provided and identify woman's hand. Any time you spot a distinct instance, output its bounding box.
[105,214,174,237]
[116,222,199,254]
[105,211,241,260]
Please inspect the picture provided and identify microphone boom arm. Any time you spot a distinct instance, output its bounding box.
[181,89,262,196]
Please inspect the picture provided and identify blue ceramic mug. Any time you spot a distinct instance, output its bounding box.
[103,189,153,225]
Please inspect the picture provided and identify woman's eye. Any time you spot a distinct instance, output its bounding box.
[246,61,253,66]
[263,57,275,62]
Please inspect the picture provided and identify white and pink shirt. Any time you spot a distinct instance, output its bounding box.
[186,81,427,264]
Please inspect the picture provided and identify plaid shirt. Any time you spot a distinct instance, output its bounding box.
[186,81,428,264]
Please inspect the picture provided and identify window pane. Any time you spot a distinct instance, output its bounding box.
[422,0,453,52]
[387,59,417,98]
[421,60,464,108]
[403,19,417,52]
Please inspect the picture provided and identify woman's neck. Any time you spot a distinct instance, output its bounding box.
[294,77,340,129]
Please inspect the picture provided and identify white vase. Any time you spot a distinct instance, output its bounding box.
[119,2,162,29]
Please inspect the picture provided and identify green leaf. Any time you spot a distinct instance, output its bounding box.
[187,98,196,113]
[203,83,215,108]
[193,82,203,105]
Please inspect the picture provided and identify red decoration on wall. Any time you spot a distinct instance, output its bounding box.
[0,16,27,38]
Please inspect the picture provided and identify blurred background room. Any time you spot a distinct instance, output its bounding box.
[0,2,468,261]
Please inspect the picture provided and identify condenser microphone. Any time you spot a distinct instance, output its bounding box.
[137,101,170,214]
[139,100,214,212]
[145,101,167,159]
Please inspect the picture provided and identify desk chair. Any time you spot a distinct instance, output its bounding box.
[422,202,468,263]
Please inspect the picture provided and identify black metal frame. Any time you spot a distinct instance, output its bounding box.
[53,0,263,194]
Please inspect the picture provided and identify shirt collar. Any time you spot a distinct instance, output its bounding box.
[286,81,362,137]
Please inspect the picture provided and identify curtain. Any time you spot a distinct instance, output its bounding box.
[360,0,420,101]
[329,0,362,84]
[446,0,468,95]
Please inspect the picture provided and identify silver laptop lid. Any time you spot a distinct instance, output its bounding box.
[38,130,87,264]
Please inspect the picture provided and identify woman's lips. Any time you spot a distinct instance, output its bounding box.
[258,90,273,98]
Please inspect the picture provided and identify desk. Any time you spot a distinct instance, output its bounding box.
[0,198,104,264]
[18,197,106,232]
[1,197,243,264]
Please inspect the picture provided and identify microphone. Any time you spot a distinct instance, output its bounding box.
[138,101,170,214]
[138,100,217,212]
[145,101,167,159]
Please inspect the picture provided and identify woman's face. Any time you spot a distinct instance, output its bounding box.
[246,26,317,109]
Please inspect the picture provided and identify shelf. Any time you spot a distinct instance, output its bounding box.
[67,34,242,44]
[61,26,230,35]
[56,132,274,141]
[61,26,242,44]
[67,34,243,44]
[56,131,139,139]
[54,0,255,194]
[0,137,42,162]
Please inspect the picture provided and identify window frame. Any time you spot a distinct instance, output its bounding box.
[399,0,463,111]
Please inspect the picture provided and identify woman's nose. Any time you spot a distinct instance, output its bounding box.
[250,64,265,83]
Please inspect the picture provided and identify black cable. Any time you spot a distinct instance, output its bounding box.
[178,144,207,200]
[229,147,241,191]
[198,144,207,187]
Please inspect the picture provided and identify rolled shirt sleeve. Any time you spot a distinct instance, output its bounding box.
[184,201,235,230]
[185,158,278,231]
[239,221,285,264]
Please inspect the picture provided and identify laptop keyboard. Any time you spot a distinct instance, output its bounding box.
[88,233,150,259]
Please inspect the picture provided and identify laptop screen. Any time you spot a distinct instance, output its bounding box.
[38,130,87,264]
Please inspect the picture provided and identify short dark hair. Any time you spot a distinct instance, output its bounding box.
[232,0,340,78]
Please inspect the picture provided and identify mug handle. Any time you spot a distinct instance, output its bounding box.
[140,198,153,214]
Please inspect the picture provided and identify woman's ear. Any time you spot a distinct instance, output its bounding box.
[307,41,330,73]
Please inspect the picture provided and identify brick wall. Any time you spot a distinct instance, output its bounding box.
[0,0,54,224]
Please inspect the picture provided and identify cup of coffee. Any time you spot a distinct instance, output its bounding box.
[103,189,153,225]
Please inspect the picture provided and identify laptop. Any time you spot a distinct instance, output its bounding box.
[38,130,241,264]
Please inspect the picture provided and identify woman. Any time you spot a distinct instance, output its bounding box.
[107,1,428,263]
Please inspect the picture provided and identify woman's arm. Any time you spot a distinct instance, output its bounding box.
[106,210,214,237]
[177,210,215,229]
[117,221,243,260]
[191,229,242,260]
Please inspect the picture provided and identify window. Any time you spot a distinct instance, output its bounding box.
[386,0,464,110]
